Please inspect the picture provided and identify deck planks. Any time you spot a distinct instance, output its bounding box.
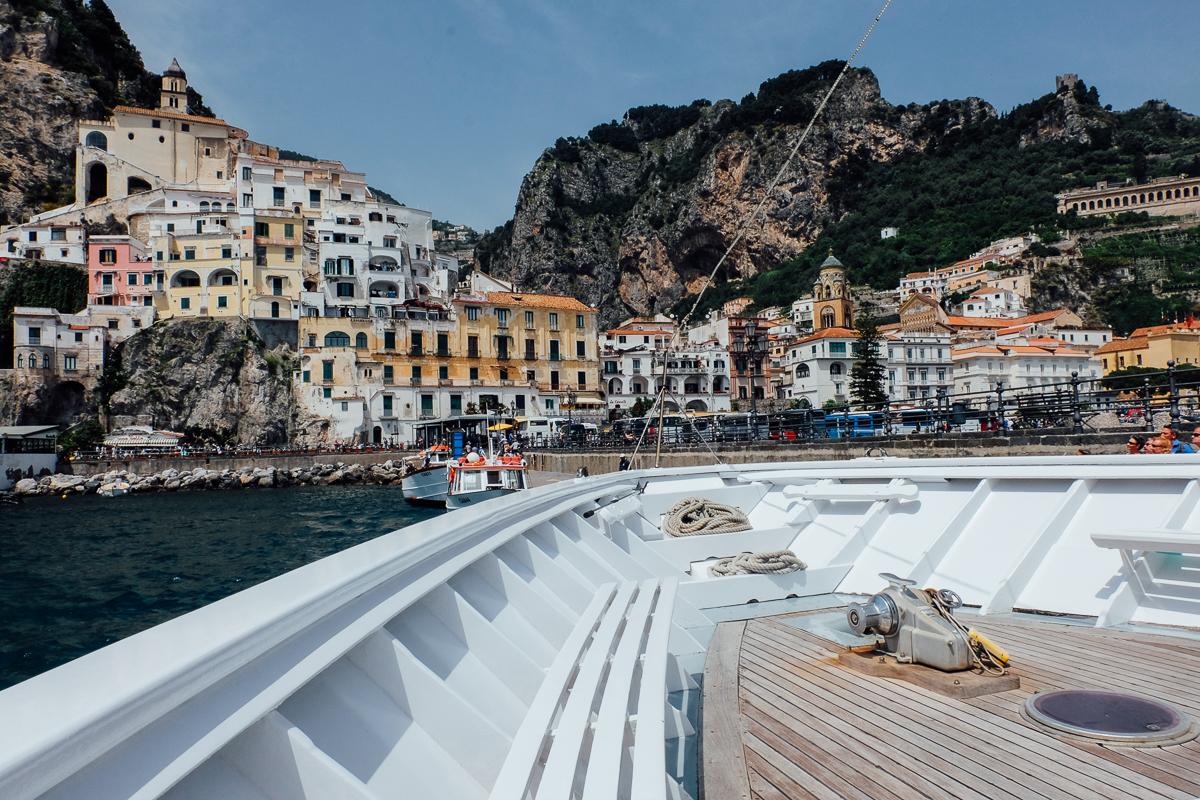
[703,609,1200,800]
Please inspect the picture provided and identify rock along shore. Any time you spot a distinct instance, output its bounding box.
[12,461,413,497]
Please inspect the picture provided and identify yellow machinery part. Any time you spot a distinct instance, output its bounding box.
[968,627,1010,666]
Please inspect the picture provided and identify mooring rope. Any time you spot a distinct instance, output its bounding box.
[710,550,807,576]
[662,497,752,537]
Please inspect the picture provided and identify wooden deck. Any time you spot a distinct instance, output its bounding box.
[700,611,1200,800]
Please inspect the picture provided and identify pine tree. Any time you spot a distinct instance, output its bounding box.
[850,303,888,409]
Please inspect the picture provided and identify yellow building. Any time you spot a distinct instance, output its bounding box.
[292,277,601,444]
[1094,322,1200,374]
[154,228,245,318]
[244,210,304,319]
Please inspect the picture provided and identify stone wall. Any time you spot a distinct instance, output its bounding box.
[521,431,1134,475]
[63,449,412,478]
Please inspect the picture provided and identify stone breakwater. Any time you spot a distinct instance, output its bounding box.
[12,461,414,497]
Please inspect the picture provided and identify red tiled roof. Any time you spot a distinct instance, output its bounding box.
[112,106,229,126]
[794,327,858,345]
[1094,337,1147,355]
[484,292,593,311]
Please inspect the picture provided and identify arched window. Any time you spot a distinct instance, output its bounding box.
[1157,191,1164,201]
[324,331,351,347]
[821,307,836,329]
[1072,203,1078,211]
[1105,198,1111,208]
[1186,188,1192,197]
[43,354,50,369]
[271,301,280,319]
[796,363,810,378]
[16,354,22,368]
[226,202,236,212]
[1123,196,1129,206]
[829,363,843,376]
[85,131,108,150]
[355,332,368,348]
[199,201,210,212]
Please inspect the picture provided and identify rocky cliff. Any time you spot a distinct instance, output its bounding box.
[475,65,1120,325]
[104,318,299,445]
[0,0,205,225]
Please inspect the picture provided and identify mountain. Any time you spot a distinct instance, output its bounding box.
[0,0,214,226]
[475,64,1200,326]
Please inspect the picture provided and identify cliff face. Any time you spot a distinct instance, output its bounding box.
[106,318,299,445]
[474,65,1130,326]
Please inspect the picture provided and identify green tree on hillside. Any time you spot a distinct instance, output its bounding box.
[850,304,888,408]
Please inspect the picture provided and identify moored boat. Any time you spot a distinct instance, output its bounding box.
[97,480,130,498]
[444,452,528,510]
[400,445,453,507]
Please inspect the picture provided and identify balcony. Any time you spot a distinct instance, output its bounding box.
[497,354,511,361]
[548,353,562,362]
[409,346,423,357]
[467,348,480,359]
[548,325,559,332]
[436,348,451,358]
[524,351,536,361]
[409,377,423,387]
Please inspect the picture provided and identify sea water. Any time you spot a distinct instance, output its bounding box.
[0,484,439,690]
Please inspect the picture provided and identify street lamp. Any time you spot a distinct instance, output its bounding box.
[741,320,765,439]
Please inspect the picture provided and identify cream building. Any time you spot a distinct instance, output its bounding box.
[1057,176,1200,218]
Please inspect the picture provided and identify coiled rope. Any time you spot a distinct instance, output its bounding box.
[663,497,752,537]
[710,550,807,576]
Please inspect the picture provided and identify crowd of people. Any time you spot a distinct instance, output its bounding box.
[1126,423,1200,454]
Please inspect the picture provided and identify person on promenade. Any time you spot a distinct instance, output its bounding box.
[618,454,631,471]
[1161,424,1195,454]
[1126,436,1146,454]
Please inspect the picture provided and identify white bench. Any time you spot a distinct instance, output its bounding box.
[1091,530,1200,556]
[488,577,687,800]
[1091,529,1200,628]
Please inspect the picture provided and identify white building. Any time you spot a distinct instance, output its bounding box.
[953,343,1101,395]
[886,331,953,402]
[962,286,1026,319]
[790,297,814,330]
[786,327,858,408]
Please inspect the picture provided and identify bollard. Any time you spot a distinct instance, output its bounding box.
[1168,360,1180,424]
[995,381,1006,437]
[1143,377,1154,433]
[1071,372,1083,435]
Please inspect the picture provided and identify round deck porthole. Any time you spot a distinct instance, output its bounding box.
[1024,690,1197,745]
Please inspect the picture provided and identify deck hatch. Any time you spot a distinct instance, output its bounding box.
[1025,690,1196,744]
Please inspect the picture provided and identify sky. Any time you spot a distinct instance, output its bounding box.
[105,0,1200,233]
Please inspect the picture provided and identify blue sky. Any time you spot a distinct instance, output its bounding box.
[106,1,1199,232]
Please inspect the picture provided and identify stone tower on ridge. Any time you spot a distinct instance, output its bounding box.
[813,250,853,330]
[160,58,188,112]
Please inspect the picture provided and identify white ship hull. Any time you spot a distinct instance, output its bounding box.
[400,464,449,507]
[3,454,1200,800]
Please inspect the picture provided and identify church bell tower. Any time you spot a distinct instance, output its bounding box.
[812,250,854,329]
[160,58,188,112]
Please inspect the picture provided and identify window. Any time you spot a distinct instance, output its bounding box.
[242,167,252,181]
[439,366,449,380]
[156,251,163,261]
[99,248,117,263]
[16,354,21,368]
[797,363,810,378]
[50,227,66,241]
[184,247,195,260]
[383,395,393,416]
[324,331,350,347]
[411,365,422,379]
[549,313,558,328]
[355,332,368,348]
[526,310,535,328]
[576,340,586,358]
[411,332,423,354]
[341,193,351,201]
[128,272,138,285]
[336,283,354,297]
[27,231,37,242]
[181,297,190,310]
[255,221,269,237]
[830,363,843,376]
[216,171,223,179]
[322,361,335,381]
[578,371,586,387]
[284,223,294,238]
[301,370,310,383]
[273,187,285,207]
[496,309,508,326]
[270,301,280,319]
[549,340,560,361]
[384,331,395,349]
[85,131,108,149]
[242,193,253,207]
[467,306,479,321]
[383,237,396,248]
[180,123,189,132]
[322,387,332,399]
[74,332,83,342]
[42,354,50,368]
[907,369,916,382]
[830,342,847,355]
[383,365,394,383]
[309,189,321,208]
[271,277,283,296]
[284,247,294,262]
[64,355,77,370]
[470,367,479,380]
[576,314,584,328]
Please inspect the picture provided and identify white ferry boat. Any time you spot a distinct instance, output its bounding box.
[400,446,453,507]
[444,453,528,510]
[2,454,1199,800]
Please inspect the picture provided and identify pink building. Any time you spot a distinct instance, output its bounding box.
[88,235,161,307]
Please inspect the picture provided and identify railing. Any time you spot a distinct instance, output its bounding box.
[497,354,511,361]
[409,346,423,356]
[409,377,423,387]
[467,348,480,359]
[436,348,450,358]
[524,351,537,361]
[549,354,562,362]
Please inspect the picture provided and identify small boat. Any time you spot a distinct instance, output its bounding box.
[444,452,528,509]
[97,480,130,497]
[400,446,453,507]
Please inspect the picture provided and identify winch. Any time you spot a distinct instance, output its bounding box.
[847,572,978,672]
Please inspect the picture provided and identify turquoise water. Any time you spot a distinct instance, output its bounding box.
[0,485,439,690]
